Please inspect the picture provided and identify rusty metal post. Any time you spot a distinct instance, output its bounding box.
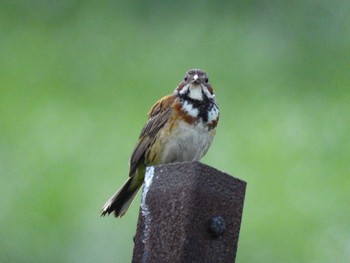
[132,161,246,263]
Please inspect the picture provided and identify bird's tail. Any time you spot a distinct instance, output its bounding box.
[101,175,142,218]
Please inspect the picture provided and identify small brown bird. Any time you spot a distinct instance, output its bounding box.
[101,69,219,217]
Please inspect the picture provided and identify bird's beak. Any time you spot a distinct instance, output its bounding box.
[192,74,200,85]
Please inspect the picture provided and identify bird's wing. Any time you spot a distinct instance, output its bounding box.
[129,94,175,176]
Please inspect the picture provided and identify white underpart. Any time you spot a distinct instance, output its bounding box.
[140,166,154,262]
[182,100,199,117]
[159,120,214,163]
[178,83,203,101]
[208,104,219,123]
[188,85,203,100]
[178,83,215,100]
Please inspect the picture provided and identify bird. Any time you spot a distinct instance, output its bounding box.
[101,69,219,218]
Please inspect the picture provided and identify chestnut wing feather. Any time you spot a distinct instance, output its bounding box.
[129,95,175,176]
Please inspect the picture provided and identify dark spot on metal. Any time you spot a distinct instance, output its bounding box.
[208,216,226,237]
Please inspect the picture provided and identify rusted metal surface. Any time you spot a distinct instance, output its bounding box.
[132,161,246,263]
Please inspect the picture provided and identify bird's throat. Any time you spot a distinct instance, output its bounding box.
[187,86,203,101]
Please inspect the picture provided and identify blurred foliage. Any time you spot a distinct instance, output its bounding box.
[1,0,350,262]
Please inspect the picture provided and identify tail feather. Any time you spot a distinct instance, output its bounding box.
[101,177,141,218]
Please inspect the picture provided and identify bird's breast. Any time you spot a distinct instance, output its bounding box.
[156,118,216,164]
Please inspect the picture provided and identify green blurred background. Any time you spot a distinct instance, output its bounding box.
[1,0,349,262]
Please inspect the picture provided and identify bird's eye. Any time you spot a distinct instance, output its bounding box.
[205,78,209,83]
[184,76,188,81]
